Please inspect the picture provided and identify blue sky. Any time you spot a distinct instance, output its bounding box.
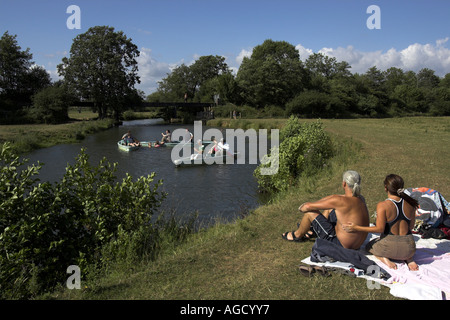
[1,0,449,95]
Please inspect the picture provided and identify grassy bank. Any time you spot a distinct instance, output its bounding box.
[46,116,449,300]
[0,118,115,155]
[0,108,161,155]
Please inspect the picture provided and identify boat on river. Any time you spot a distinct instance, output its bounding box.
[141,140,214,148]
[117,140,140,152]
[173,152,239,167]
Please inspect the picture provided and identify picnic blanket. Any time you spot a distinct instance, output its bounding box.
[301,233,450,300]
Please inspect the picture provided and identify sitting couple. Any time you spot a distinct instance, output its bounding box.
[282,171,419,271]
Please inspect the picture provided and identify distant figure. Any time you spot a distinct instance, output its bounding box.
[183,129,193,143]
[190,139,204,160]
[184,92,188,103]
[161,130,171,144]
[122,132,140,147]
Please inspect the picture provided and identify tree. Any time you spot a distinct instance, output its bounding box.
[0,32,32,98]
[0,32,51,113]
[304,53,351,79]
[417,68,440,88]
[236,39,307,108]
[29,85,72,124]
[157,55,231,102]
[58,26,140,120]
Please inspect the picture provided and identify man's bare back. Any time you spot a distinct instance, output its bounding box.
[332,195,369,249]
[282,170,370,250]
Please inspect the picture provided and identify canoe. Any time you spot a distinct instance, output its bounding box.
[141,140,214,148]
[173,152,239,167]
[117,141,140,152]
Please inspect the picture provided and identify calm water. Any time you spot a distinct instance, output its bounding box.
[25,119,262,226]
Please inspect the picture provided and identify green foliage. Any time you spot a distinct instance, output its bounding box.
[254,116,333,193]
[0,31,51,120]
[57,26,140,120]
[28,86,71,124]
[157,55,232,103]
[236,39,307,108]
[0,143,166,298]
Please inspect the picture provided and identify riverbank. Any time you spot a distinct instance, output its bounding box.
[0,108,159,155]
[45,116,449,300]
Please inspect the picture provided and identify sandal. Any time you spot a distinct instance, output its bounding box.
[298,265,331,277]
[298,265,315,277]
[297,223,317,239]
[282,231,309,242]
[312,266,330,277]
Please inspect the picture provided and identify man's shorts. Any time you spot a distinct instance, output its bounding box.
[311,209,342,246]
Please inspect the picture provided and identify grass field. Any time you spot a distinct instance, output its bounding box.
[45,116,449,301]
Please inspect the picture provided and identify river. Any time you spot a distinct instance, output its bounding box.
[25,119,263,227]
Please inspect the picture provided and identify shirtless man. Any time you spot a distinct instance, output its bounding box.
[282,170,369,250]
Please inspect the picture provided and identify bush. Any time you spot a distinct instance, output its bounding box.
[28,86,71,124]
[254,116,333,193]
[0,143,166,298]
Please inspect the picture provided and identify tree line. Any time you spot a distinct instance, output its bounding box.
[1,28,449,126]
[150,39,450,118]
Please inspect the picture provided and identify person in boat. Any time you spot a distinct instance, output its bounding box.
[160,130,171,144]
[183,129,193,143]
[190,139,204,160]
[122,132,140,147]
[342,174,419,271]
[217,138,231,156]
[282,170,369,250]
[208,138,219,155]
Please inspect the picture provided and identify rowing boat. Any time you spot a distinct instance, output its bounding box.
[140,140,214,148]
[117,140,140,152]
[173,152,239,167]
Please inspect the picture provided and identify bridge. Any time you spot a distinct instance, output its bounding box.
[73,101,215,121]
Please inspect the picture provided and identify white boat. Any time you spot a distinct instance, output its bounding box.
[173,152,239,167]
[117,140,140,152]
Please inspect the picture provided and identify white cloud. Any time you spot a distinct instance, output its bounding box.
[305,38,450,76]
[236,48,253,65]
[136,47,177,94]
[295,44,313,61]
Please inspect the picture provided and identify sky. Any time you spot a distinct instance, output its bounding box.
[1,0,449,95]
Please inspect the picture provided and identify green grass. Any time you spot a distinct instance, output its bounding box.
[0,117,115,155]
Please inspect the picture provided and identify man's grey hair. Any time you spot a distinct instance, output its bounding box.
[343,170,361,197]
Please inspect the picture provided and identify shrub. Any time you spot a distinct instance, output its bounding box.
[0,143,166,298]
[254,116,333,193]
[28,86,71,124]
